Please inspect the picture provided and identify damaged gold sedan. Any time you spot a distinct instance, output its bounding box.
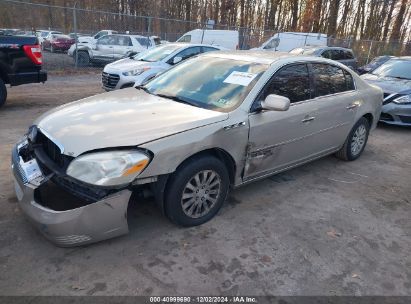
[12,51,382,246]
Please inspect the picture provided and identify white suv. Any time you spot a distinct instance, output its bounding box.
[102,43,222,90]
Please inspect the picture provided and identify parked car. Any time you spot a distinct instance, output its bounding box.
[102,43,223,90]
[254,32,327,52]
[68,32,90,41]
[12,51,381,246]
[0,28,21,36]
[36,30,62,45]
[76,29,118,44]
[357,55,394,75]
[176,29,239,50]
[361,57,411,126]
[42,34,74,52]
[68,34,156,66]
[290,46,358,70]
[0,35,47,107]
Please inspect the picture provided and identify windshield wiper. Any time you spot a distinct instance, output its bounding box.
[154,93,197,107]
[135,85,149,93]
[392,76,411,80]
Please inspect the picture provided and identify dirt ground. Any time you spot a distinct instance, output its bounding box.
[0,73,410,296]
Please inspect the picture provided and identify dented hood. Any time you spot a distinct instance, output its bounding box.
[35,88,228,156]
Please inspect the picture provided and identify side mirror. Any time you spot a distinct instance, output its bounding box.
[261,94,290,111]
[173,56,182,64]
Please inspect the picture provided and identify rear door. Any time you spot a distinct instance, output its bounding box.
[112,35,133,59]
[308,62,359,149]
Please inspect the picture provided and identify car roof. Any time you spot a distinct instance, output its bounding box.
[202,50,357,67]
[297,46,353,51]
[158,42,223,49]
[390,56,411,61]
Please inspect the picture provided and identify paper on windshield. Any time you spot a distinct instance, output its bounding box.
[223,71,257,86]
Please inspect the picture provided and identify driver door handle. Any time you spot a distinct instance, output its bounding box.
[346,100,361,110]
[302,116,315,123]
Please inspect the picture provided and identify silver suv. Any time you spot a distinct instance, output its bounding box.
[290,46,358,70]
[68,34,156,66]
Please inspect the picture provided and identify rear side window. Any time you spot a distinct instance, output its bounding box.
[344,50,354,59]
[344,70,355,90]
[262,64,311,103]
[332,50,344,60]
[312,63,350,96]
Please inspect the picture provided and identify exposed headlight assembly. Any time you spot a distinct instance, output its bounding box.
[393,94,411,104]
[122,67,150,76]
[66,150,150,186]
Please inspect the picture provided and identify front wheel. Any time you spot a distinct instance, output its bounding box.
[164,156,230,227]
[0,78,7,107]
[75,51,90,67]
[335,117,370,161]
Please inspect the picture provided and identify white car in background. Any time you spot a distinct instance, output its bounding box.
[102,43,223,90]
[176,29,239,50]
[68,34,157,66]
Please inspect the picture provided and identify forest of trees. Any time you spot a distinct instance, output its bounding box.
[1,0,410,48]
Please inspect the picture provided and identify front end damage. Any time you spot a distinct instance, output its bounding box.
[11,133,133,247]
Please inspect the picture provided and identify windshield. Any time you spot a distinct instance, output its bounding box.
[372,59,411,80]
[134,44,181,62]
[143,56,267,112]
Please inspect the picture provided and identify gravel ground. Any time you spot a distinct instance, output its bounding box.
[0,74,410,296]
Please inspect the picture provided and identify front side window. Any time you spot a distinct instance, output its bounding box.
[144,56,267,112]
[260,64,311,103]
[97,35,112,45]
[177,35,191,43]
[173,47,201,62]
[263,38,280,49]
[135,44,182,62]
[116,36,131,46]
[312,63,348,96]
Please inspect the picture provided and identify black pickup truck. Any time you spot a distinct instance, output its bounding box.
[0,35,47,107]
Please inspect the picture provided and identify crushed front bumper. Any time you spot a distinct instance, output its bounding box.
[11,142,132,247]
[380,102,411,126]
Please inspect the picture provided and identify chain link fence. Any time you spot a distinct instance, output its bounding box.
[1,0,410,73]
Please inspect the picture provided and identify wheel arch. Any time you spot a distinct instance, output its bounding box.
[362,113,373,127]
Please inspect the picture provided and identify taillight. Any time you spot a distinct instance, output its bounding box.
[23,45,42,65]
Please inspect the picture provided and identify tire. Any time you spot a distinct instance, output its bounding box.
[335,117,370,161]
[0,78,6,108]
[164,156,230,227]
[75,51,90,67]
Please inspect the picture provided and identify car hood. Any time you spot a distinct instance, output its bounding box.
[361,74,411,94]
[35,88,228,157]
[105,58,160,71]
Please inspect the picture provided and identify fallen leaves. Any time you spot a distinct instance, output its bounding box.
[326,228,342,238]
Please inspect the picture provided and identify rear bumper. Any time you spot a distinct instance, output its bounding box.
[9,70,47,86]
[11,142,132,247]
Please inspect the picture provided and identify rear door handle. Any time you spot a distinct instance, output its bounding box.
[302,116,315,123]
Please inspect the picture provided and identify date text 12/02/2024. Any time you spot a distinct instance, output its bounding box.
[149,297,257,303]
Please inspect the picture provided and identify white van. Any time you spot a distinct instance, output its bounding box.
[176,29,239,50]
[255,32,327,52]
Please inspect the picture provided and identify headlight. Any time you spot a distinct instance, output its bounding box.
[393,94,411,104]
[66,150,150,186]
[122,67,150,76]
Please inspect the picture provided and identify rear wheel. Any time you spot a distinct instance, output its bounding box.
[164,156,230,227]
[0,78,6,107]
[75,51,90,67]
[335,117,370,161]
